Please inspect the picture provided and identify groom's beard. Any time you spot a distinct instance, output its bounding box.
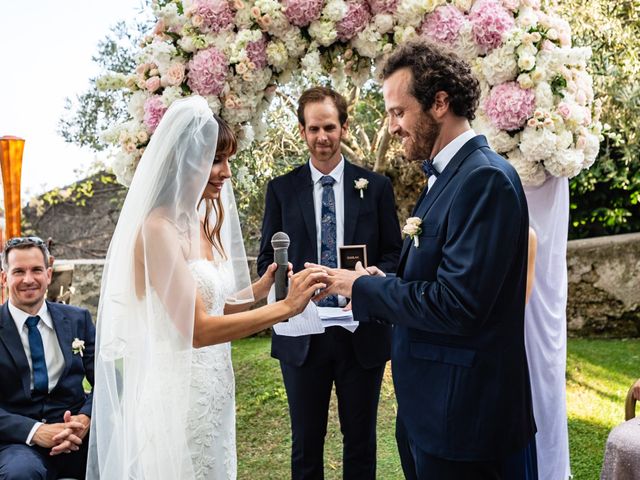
[404,111,441,162]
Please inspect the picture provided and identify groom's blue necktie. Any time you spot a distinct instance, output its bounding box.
[318,175,338,307]
[25,315,49,394]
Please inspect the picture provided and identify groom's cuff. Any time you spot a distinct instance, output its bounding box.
[352,276,391,325]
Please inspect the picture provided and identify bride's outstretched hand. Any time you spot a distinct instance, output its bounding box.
[283,268,327,316]
[253,262,293,301]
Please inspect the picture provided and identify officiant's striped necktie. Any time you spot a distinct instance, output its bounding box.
[318,175,339,307]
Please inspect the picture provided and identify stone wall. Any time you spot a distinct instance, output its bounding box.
[567,232,640,337]
[58,235,640,337]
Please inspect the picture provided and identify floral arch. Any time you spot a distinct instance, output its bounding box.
[100,0,602,187]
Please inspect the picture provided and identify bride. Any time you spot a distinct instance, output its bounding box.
[86,96,324,479]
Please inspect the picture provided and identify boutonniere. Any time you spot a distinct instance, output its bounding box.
[403,217,422,248]
[354,178,368,198]
[72,338,85,356]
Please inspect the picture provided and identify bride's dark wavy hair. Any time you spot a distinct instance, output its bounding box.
[200,113,237,259]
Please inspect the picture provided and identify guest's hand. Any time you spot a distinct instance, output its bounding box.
[305,261,370,300]
[32,411,85,453]
[283,268,327,316]
[50,411,90,455]
[633,379,640,401]
[253,262,293,301]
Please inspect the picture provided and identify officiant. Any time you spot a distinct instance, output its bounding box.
[257,86,402,480]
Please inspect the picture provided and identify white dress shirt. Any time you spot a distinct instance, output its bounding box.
[9,301,65,445]
[429,129,477,190]
[309,157,347,307]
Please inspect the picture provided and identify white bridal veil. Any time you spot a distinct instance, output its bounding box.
[87,96,252,479]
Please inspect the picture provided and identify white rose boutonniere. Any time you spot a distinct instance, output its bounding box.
[72,338,86,356]
[354,178,368,198]
[403,217,422,248]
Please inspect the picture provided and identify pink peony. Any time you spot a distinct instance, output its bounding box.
[246,35,268,70]
[469,0,515,52]
[187,47,228,96]
[336,0,372,42]
[418,5,466,46]
[484,82,536,131]
[283,0,323,27]
[188,0,235,33]
[367,0,399,15]
[143,96,168,133]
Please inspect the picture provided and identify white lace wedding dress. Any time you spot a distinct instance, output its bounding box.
[187,259,237,480]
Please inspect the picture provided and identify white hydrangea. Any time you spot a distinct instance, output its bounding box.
[519,126,558,161]
[555,129,574,151]
[374,14,394,34]
[141,41,178,71]
[481,43,518,85]
[128,91,149,121]
[353,25,384,58]
[516,6,538,29]
[111,150,138,187]
[161,86,184,107]
[452,22,482,63]
[156,2,182,30]
[396,0,444,28]
[544,148,585,178]
[280,28,308,58]
[309,20,338,46]
[177,35,198,53]
[535,82,554,109]
[235,7,254,29]
[322,0,348,22]
[301,49,323,78]
[506,149,547,187]
[266,40,289,70]
[472,113,520,153]
[204,95,222,114]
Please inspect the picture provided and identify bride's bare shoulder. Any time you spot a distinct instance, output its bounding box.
[143,208,181,238]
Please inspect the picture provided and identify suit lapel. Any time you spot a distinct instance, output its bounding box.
[397,135,489,276]
[294,164,317,259]
[48,302,73,382]
[413,135,489,221]
[342,161,360,246]
[0,303,32,398]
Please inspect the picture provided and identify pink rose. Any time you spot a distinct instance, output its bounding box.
[163,63,186,87]
[145,76,161,93]
[557,102,571,120]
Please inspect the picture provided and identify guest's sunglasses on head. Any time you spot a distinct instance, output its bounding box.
[5,236,46,249]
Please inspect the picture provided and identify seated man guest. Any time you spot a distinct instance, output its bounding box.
[0,236,95,479]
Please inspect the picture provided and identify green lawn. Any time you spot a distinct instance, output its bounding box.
[233,337,639,480]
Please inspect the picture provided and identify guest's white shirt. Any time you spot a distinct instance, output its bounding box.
[309,157,347,307]
[429,129,477,190]
[9,301,65,444]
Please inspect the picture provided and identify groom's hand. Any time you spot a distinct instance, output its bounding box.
[304,261,370,300]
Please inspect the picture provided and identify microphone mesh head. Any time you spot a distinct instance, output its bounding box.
[271,231,290,249]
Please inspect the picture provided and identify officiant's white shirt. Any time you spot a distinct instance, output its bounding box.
[429,129,477,190]
[309,157,347,307]
[309,157,345,265]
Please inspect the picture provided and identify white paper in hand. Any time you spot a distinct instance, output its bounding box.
[268,285,325,337]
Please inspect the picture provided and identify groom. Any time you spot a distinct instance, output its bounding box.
[258,86,402,479]
[317,41,537,478]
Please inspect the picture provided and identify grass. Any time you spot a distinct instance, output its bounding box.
[233,337,639,480]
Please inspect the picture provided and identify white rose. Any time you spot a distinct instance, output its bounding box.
[545,148,585,178]
[517,73,534,89]
[374,14,394,34]
[517,55,536,71]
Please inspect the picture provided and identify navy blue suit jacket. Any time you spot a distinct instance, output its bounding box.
[258,159,402,367]
[0,301,95,444]
[352,136,536,460]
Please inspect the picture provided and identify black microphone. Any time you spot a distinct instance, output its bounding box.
[271,232,290,302]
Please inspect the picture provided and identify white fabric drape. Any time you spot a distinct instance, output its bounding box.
[524,176,571,480]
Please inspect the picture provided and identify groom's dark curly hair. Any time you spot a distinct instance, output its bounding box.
[381,40,480,121]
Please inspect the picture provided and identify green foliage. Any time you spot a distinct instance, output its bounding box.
[58,17,151,151]
[553,0,640,238]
